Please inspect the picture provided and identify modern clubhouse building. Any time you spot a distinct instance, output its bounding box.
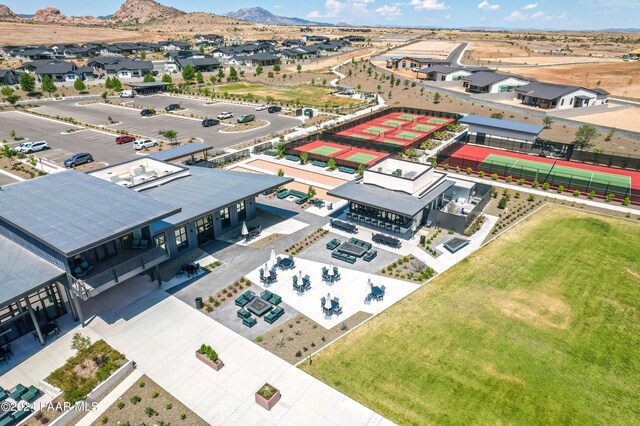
[0,159,290,345]
[329,158,492,235]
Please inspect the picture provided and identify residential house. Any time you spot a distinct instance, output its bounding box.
[229,53,280,67]
[417,65,473,81]
[386,56,452,70]
[0,69,18,85]
[194,34,225,47]
[462,72,529,94]
[20,59,94,82]
[282,39,305,48]
[341,35,366,43]
[302,35,330,43]
[160,40,192,51]
[88,57,153,78]
[514,82,609,109]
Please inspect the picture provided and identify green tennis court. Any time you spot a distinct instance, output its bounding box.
[394,131,422,140]
[362,126,389,135]
[381,120,405,128]
[479,154,554,180]
[397,114,419,120]
[381,139,405,146]
[310,146,343,156]
[426,118,449,125]
[412,124,436,132]
[342,153,379,164]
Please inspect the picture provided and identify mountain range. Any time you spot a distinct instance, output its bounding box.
[225,7,330,26]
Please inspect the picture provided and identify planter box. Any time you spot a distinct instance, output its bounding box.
[255,384,281,411]
[195,350,224,371]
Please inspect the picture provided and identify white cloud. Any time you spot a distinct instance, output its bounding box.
[445,13,451,18]
[530,10,544,18]
[273,4,282,8]
[522,2,538,9]
[307,0,371,18]
[504,10,526,19]
[375,4,402,16]
[505,9,566,21]
[307,10,322,17]
[478,0,500,10]
[409,0,447,10]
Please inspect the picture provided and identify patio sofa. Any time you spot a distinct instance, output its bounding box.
[285,155,300,162]
[21,385,39,403]
[9,384,26,400]
[363,250,377,262]
[332,251,356,264]
[235,290,255,307]
[265,307,285,324]
[338,166,356,174]
[312,160,327,167]
[326,238,341,250]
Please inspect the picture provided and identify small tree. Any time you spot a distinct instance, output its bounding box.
[542,115,554,129]
[19,73,36,93]
[73,78,86,92]
[275,140,286,158]
[605,128,616,141]
[255,65,263,75]
[574,124,598,150]
[101,91,108,100]
[41,75,57,97]
[199,45,205,54]
[182,65,196,82]
[70,333,92,354]
[196,71,204,84]
[1,144,14,166]
[267,71,274,78]
[111,77,122,92]
[217,68,225,79]
[307,185,317,199]
[296,64,302,73]
[357,163,365,176]
[490,112,504,119]
[143,73,155,83]
[140,51,147,59]
[273,64,281,72]
[277,168,284,177]
[434,92,441,104]
[228,67,238,81]
[105,76,113,89]
[160,129,178,145]
[300,152,309,164]
[161,74,173,84]
[327,158,337,170]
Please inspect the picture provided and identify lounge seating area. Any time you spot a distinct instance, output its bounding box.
[326,238,341,250]
[237,309,258,328]
[131,238,149,249]
[338,166,356,174]
[348,237,372,251]
[277,188,308,205]
[235,290,256,307]
[312,160,327,168]
[265,306,285,324]
[332,250,356,264]
[292,274,312,293]
[330,219,358,234]
[285,155,300,162]
[175,262,201,278]
[261,290,282,306]
[31,321,59,344]
[363,250,377,262]
[0,384,36,425]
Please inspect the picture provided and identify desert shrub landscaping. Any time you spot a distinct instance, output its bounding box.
[303,205,640,425]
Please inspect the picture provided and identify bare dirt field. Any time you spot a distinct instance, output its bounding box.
[571,107,640,134]
[0,22,145,45]
[283,48,379,73]
[385,40,460,58]
[493,56,623,65]
[501,62,640,99]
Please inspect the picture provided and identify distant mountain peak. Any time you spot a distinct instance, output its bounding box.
[0,4,18,19]
[110,0,185,24]
[225,6,331,26]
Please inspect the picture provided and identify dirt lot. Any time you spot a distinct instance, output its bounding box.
[339,61,640,154]
[283,48,379,73]
[494,56,623,65]
[571,107,640,134]
[384,39,460,58]
[0,22,144,45]
[499,62,640,99]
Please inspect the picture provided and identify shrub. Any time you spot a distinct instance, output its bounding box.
[573,190,581,197]
[491,173,499,180]
[492,189,498,198]
[623,197,630,206]
[514,191,521,199]
[605,193,615,202]
[455,166,460,173]
[478,171,485,178]
[166,403,173,410]
[256,335,264,343]
[542,182,550,191]
[466,167,473,175]
[101,416,108,424]
[517,178,525,185]
[116,402,125,410]
[130,395,141,405]
[498,197,508,209]
[180,413,187,420]
[443,164,449,171]
[505,175,512,183]
[588,190,596,199]
[528,194,535,202]
[198,344,218,362]
[532,180,539,188]
[145,407,158,417]
[557,185,565,193]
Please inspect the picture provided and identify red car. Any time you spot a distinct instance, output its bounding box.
[115,135,135,144]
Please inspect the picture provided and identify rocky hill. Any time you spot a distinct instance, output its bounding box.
[0,4,18,19]
[110,0,185,24]
[226,7,330,26]
[32,7,105,25]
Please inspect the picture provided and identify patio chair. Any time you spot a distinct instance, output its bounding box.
[380,285,386,294]
[332,267,341,281]
[242,290,255,301]
[0,387,7,401]
[237,309,251,319]
[9,384,27,400]
[131,238,141,249]
[269,294,282,305]
[21,386,39,403]
[259,269,267,284]
[139,239,149,249]
[235,295,249,307]
[261,290,273,300]
[293,275,298,285]
[73,266,87,277]
[243,317,257,328]
[175,268,184,278]
[302,275,311,287]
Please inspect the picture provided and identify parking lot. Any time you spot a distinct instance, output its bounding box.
[0,111,137,166]
[29,96,302,150]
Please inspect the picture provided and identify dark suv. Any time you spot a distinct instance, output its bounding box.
[165,103,180,111]
[140,109,156,117]
[202,118,220,127]
[64,152,93,168]
[267,106,282,113]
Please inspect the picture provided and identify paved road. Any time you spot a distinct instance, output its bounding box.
[446,42,469,66]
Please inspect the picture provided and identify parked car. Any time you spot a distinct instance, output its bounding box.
[64,152,93,168]
[165,103,180,111]
[237,114,255,123]
[202,118,220,127]
[255,104,268,111]
[133,139,158,150]
[140,109,156,117]
[217,112,233,120]
[115,135,135,144]
[410,67,420,72]
[267,106,282,113]
[120,90,137,98]
[15,141,49,153]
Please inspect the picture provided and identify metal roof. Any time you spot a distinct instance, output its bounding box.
[419,65,469,74]
[125,82,171,88]
[0,171,180,257]
[328,179,454,217]
[148,143,214,162]
[141,167,292,226]
[462,71,526,87]
[459,115,544,136]
[0,235,66,306]
[514,82,583,100]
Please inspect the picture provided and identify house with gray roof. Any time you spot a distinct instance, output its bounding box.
[229,53,280,67]
[462,71,530,94]
[90,58,154,78]
[514,82,609,109]
[417,65,473,82]
[20,59,94,82]
[0,69,18,85]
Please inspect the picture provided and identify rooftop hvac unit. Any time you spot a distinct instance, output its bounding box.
[132,175,149,185]
[130,165,146,176]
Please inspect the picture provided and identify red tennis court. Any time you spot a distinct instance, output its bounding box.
[446,144,640,203]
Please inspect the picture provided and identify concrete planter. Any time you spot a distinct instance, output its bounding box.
[195,350,224,371]
[255,384,281,411]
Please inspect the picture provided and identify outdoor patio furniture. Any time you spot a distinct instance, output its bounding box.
[41,321,59,337]
[74,266,87,277]
[320,297,331,316]
[279,257,295,270]
[9,384,26,400]
[277,190,290,199]
[243,316,257,328]
[302,275,311,289]
[330,219,358,234]
[322,267,331,283]
[182,263,199,277]
[139,239,149,249]
[332,267,341,281]
[21,386,39,403]
[175,268,184,278]
[363,250,378,262]
[237,309,251,319]
[372,233,401,248]
[286,155,300,162]
[235,295,250,307]
[293,281,303,292]
[0,387,7,401]
[259,269,267,284]
[371,285,386,301]
[326,238,341,250]
[312,160,327,167]
[328,203,333,210]
[131,238,141,249]
[331,298,343,315]
[261,290,273,301]
[265,306,284,324]
[332,251,356,264]
[0,416,13,426]
[269,294,282,306]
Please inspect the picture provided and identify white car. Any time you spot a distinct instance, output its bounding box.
[217,112,233,120]
[15,141,49,153]
[410,67,420,72]
[133,139,158,150]
[255,105,268,111]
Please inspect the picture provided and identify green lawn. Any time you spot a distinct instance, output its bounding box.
[302,205,640,425]
[214,82,362,107]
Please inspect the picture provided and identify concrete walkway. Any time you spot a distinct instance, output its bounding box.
[83,285,393,425]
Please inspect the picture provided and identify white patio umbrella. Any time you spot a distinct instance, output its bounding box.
[299,270,303,283]
[324,292,332,311]
[241,221,248,237]
[270,247,277,267]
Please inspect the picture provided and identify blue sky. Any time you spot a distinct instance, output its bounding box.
[4,0,639,29]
